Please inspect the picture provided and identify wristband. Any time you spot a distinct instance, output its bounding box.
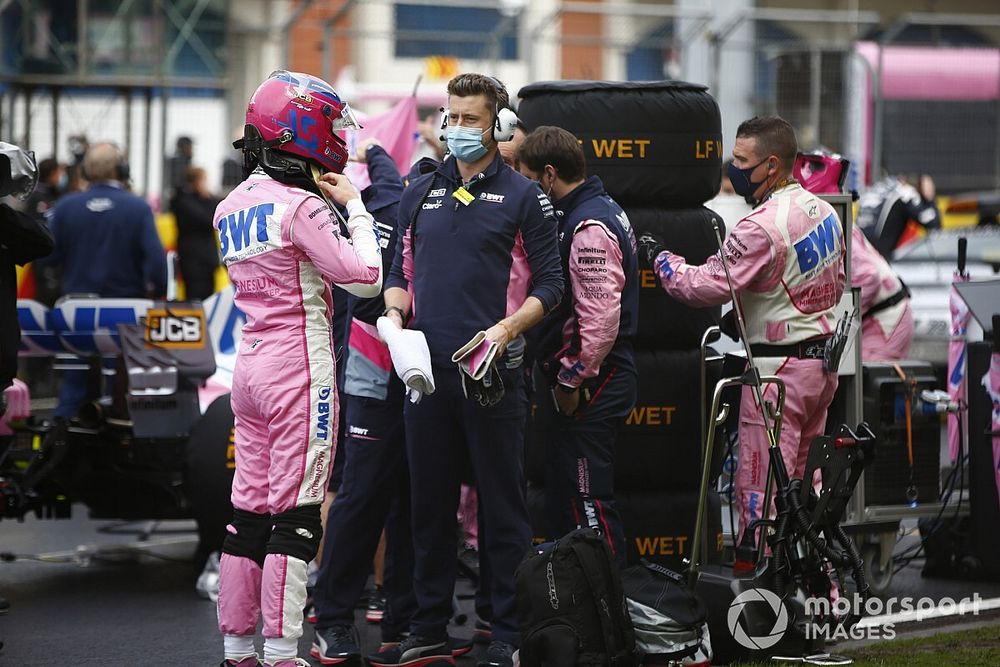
[497,320,515,341]
[383,306,406,321]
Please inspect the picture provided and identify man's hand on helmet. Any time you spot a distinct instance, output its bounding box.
[354,138,382,164]
[318,172,361,206]
[636,231,666,267]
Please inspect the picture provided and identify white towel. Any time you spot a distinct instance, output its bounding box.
[376,317,436,403]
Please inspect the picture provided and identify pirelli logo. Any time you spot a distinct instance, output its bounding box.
[145,307,206,348]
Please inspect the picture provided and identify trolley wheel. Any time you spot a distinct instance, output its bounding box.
[862,543,893,597]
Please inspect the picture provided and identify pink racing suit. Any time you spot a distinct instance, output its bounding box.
[214,174,381,654]
[653,182,845,542]
[851,226,913,361]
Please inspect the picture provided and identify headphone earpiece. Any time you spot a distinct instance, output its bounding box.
[118,160,130,184]
[494,107,518,143]
[484,75,519,143]
[438,106,448,142]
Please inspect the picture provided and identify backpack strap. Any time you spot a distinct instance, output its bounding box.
[568,534,634,666]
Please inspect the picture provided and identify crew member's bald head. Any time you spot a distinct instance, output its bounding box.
[83,143,125,182]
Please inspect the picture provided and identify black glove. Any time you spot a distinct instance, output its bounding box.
[719,309,740,341]
[636,232,666,267]
[460,365,506,408]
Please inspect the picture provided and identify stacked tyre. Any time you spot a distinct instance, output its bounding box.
[519,81,727,569]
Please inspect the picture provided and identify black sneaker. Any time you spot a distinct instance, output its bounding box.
[449,636,473,658]
[472,619,492,644]
[366,585,386,623]
[310,624,361,665]
[367,635,453,667]
[379,634,471,659]
[477,641,518,667]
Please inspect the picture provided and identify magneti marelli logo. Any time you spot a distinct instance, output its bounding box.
[728,588,789,650]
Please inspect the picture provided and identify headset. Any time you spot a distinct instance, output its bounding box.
[79,143,130,184]
[439,75,519,143]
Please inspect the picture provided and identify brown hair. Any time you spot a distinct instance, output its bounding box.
[736,116,798,171]
[446,73,510,112]
[517,126,587,183]
[186,165,206,186]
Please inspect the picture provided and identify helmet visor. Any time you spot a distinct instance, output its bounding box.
[331,103,362,131]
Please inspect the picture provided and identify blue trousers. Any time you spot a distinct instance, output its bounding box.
[312,383,416,640]
[405,366,529,646]
[543,365,637,567]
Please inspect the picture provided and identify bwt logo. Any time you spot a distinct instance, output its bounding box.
[793,213,840,274]
[316,386,332,440]
[145,308,205,348]
[217,203,274,256]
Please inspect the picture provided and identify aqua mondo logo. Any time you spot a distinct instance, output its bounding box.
[728,587,789,650]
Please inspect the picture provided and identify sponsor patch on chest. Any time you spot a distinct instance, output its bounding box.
[480,192,505,203]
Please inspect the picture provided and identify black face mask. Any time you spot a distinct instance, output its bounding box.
[728,158,770,205]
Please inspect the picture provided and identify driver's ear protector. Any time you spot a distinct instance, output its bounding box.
[439,76,519,143]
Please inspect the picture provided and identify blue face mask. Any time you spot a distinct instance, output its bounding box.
[728,158,769,204]
[446,125,489,163]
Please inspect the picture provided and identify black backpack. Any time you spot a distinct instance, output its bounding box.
[515,528,636,667]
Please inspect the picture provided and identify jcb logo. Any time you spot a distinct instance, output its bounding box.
[145,308,205,348]
[626,405,676,426]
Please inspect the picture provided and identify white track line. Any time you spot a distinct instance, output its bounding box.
[856,595,1000,627]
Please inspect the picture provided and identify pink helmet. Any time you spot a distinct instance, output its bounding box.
[244,70,360,174]
[794,150,850,195]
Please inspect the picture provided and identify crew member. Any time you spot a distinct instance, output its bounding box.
[378,73,563,667]
[45,143,166,420]
[310,137,427,664]
[517,126,638,565]
[852,223,914,360]
[638,116,846,549]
